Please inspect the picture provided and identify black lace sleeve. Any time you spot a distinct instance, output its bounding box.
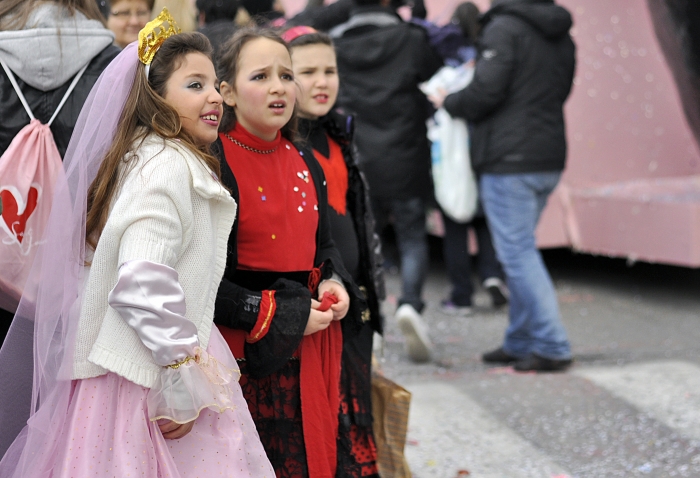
[214,277,261,333]
[243,278,311,378]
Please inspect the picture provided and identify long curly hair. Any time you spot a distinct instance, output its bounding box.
[85,32,222,251]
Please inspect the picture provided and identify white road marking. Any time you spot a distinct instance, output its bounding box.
[402,381,573,478]
[575,360,700,440]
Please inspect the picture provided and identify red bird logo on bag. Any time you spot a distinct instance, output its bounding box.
[0,185,40,246]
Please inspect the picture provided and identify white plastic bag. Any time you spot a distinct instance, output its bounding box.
[421,64,478,223]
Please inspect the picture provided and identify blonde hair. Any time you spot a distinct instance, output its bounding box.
[152,0,196,32]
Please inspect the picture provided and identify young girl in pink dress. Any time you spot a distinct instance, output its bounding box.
[0,11,274,478]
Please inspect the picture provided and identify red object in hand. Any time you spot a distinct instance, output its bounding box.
[317,291,339,312]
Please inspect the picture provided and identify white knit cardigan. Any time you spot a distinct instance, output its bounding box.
[73,135,237,388]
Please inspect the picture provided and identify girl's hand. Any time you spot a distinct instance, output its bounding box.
[318,280,349,321]
[157,418,195,440]
[305,301,334,335]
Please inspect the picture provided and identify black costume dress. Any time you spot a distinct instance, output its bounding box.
[213,123,366,478]
[299,112,385,477]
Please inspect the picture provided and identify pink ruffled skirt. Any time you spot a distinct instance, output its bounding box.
[44,328,274,478]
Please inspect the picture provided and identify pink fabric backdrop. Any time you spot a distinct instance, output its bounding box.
[280,0,700,266]
[537,0,700,266]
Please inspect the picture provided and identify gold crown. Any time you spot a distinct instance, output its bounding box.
[138,8,181,65]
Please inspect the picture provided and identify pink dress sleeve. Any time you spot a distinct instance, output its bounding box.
[108,259,241,423]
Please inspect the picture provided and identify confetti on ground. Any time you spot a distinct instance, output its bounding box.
[486,366,537,376]
[486,366,518,375]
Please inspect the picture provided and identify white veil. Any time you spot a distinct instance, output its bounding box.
[0,43,139,477]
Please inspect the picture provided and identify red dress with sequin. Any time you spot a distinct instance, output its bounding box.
[215,123,346,478]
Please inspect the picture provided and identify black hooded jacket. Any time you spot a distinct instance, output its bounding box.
[332,6,443,200]
[297,110,386,334]
[444,0,576,175]
[0,45,119,158]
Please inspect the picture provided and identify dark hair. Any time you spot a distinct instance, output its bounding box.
[95,0,110,20]
[410,0,426,20]
[94,0,156,20]
[196,0,239,23]
[217,27,297,140]
[287,31,333,48]
[86,32,221,250]
[354,0,406,9]
[0,0,106,30]
[108,0,156,11]
[452,2,480,43]
[240,0,273,17]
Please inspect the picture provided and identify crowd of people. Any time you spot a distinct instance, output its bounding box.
[0,0,576,475]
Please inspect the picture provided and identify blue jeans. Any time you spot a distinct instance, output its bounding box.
[480,173,571,360]
[372,196,428,312]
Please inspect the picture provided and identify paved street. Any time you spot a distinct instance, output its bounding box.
[376,247,700,478]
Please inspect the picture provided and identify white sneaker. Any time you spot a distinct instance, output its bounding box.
[372,332,384,359]
[395,304,433,363]
[483,277,509,307]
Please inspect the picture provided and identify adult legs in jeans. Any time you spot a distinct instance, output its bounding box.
[480,173,571,360]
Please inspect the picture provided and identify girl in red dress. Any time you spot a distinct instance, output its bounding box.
[212,28,367,478]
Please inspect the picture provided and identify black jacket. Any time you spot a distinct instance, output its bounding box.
[198,20,238,59]
[212,137,365,378]
[298,113,386,439]
[332,6,443,200]
[0,44,119,158]
[287,0,353,31]
[444,0,576,175]
[298,111,386,334]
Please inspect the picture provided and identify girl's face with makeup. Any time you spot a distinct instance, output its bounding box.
[220,38,296,141]
[163,52,223,146]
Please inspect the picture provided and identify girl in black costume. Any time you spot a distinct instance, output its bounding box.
[284,26,386,477]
